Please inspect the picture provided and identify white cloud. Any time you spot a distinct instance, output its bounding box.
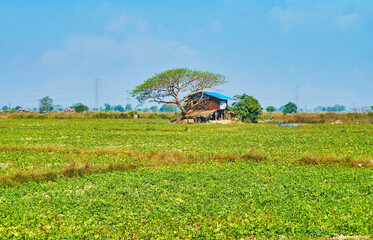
[267,3,363,33]
[267,7,304,32]
[334,14,361,30]
[42,14,198,71]
[106,14,148,33]
[206,19,222,33]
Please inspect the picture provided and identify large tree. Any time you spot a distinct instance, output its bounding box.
[104,103,112,111]
[283,102,298,114]
[266,106,276,113]
[130,68,227,118]
[71,103,89,113]
[39,96,53,113]
[113,105,124,112]
[232,94,262,123]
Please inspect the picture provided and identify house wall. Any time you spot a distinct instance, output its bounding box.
[192,96,224,110]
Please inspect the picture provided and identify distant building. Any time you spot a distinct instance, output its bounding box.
[64,108,76,113]
[185,91,236,122]
[17,108,29,112]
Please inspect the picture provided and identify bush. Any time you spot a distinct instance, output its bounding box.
[232,94,262,123]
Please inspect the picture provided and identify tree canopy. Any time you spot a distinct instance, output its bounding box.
[266,106,276,113]
[149,106,159,112]
[39,96,53,113]
[71,103,89,113]
[113,105,124,112]
[130,68,227,116]
[283,102,298,114]
[232,94,262,123]
[125,104,132,111]
[104,103,112,111]
[159,104,178,112]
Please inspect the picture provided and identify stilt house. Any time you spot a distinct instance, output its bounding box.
[185,91,236,122]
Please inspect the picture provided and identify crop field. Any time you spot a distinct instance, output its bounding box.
[0,118,372,239]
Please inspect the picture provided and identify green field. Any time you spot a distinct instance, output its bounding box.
[0,119,372,239]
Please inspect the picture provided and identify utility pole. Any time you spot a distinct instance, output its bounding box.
[94,79,99,111]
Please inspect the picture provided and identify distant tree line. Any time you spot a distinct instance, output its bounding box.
[314,105,346,112]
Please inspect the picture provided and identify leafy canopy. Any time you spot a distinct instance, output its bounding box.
[283,102,298,114]
[232,94,262,123]
[266,106,276,113]
[130,68,227,114]
[71,103,89,113]
[39,96,53,113]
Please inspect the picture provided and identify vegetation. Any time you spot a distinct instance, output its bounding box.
[266,105,275,113]
[125,104,132,111]
[0,161,372,239]
[233,94,262,123]
[130,68,227,118]
[104,103,112,111]
[283,102,298,114]
[315,105,346,112]
[113,105,124,112]
[71,103,89,113]
[39,96,53,113]
[149,106,158,112]
[159,103,178,112]
[0,118,372,238]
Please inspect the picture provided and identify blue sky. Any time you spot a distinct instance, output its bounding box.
[0,0,372,110]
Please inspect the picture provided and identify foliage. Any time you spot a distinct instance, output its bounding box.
[283,102,298,114]
[125,104,132,111]
[1,106,8,111]
[0,118,372,238]
[71,103,89,113]
[90,111,137,119]
[104,103,112,111]
[149,106,158,112]
[113,105,124,112]
[232,94,262,123]
[315,105,346,112]
[130,68,227,116]
[266,106,275,113]
[0,160,372,238]
[160,104,178,112]
[53,105,63,111]
[39,96,53,113]
[15,106,22,110]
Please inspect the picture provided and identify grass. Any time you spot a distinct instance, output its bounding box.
[0,161,372,239]
[0,118,372,238]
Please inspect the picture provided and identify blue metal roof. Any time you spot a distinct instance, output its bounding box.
[191,91,234,100]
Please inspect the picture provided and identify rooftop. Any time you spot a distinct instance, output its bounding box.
[191,91,234,100]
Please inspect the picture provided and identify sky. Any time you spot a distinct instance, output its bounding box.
[0,0,372,111]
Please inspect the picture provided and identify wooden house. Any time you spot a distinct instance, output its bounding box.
[185,91,236,122]
[64,108,76,113]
